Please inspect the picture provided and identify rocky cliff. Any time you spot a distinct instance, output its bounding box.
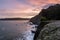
[37,21,60,40]
[30,4,60,40]
[30,4,60,25]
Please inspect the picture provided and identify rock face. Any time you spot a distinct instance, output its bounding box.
[36,21,60,40]
[40,4,60,20]
[29,14,41,25]
[30,4,60,25]
[30,4,60,40]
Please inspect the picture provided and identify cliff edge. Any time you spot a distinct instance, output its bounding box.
[30,4,60,40]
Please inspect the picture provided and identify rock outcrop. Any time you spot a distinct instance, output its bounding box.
[30,4,60,40]
[37,21,60,40]
[30,4,60,25]
[29,14,41,25]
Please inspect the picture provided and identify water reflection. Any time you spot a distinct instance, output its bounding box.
[0,20,36,40]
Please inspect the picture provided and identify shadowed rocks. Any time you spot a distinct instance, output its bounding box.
[37,21,60,40]
[30,4,60,40]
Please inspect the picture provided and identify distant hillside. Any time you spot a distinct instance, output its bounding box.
[0,18,30,20]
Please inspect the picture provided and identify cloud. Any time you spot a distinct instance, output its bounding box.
[0,8,39,18]
[0,0,40,13]
[1,0,60,18]
[26,0,60,7]
[0,0,40,18]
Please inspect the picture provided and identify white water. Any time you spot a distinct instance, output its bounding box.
[0,20,38,40]
[16,22,38,40]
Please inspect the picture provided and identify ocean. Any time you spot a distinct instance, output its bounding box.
[0,20,37,40]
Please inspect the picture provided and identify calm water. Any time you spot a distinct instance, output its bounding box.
[0,20,37,40]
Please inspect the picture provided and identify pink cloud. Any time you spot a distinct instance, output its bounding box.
[0,0,41,14]
[27,0,60,7]
[0,0,41,18]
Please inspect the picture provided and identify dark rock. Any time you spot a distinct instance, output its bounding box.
[40,4,60,20]
[30,4,60,25]
[29,14,41,25]
[36,21,60,40]
[34,22,49,40]
[30,4,60,40]
[31,30,36,33]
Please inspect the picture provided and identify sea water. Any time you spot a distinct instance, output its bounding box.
[0,20,37,40]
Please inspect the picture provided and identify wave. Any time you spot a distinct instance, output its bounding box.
[15,22,38,40]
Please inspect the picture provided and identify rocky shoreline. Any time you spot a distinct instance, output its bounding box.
[30,4,60,40]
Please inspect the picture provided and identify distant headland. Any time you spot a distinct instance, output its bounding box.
[0,18,30,20]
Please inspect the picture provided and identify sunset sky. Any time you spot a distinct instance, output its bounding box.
[0,0,60,18]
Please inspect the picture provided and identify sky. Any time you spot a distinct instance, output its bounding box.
[0,0,60,18]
